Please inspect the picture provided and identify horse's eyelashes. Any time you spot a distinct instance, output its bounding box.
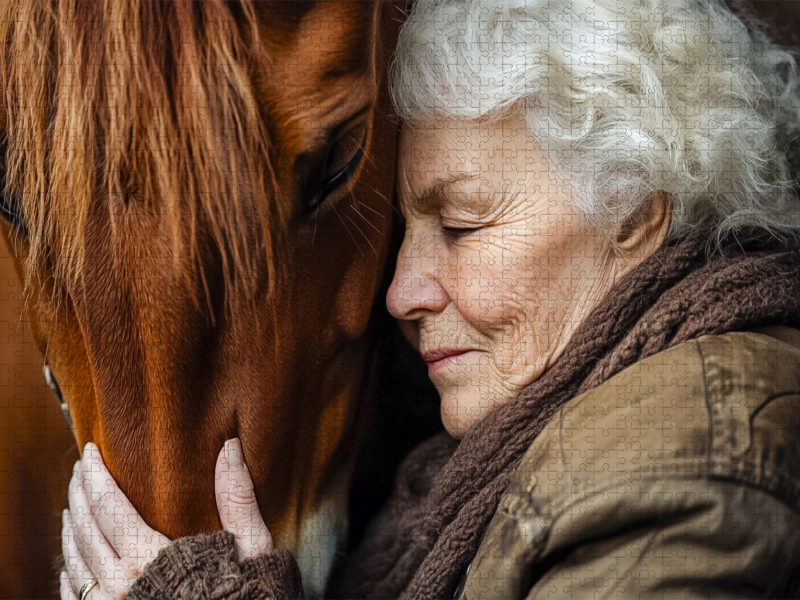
[0,156,26,234]
[0,189,27,236]
[322,127,366,187]
[299,123,368,216]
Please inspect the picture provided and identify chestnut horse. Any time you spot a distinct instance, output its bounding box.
[0,0,404,594]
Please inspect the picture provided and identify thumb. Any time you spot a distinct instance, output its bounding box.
[215,438,273,559]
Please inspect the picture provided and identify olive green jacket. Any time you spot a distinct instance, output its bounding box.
[462,327,800,599]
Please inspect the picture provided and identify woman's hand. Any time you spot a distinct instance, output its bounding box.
[214,438,274,559]
[61,438,272,599]
[60,442,170,599]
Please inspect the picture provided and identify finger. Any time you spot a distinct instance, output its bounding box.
[62,509,93,596]
[60,571,78,600]
[68,459,119,580]
[215,438,273,559]
[81,443,170,570]
[80,443,126,555]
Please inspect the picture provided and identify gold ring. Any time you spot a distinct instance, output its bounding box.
[79,579,98,600]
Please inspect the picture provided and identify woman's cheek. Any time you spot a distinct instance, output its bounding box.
[498,291,548,376]
[453,257,506,327]
[469,286,535,369]
[450,241,545,368]
[484,248,562,379]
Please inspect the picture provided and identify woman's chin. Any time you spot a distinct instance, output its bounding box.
[439,395,485,440]
[440,415,466,439]
[438,383,521,439]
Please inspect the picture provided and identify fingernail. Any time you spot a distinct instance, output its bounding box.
[224,438,242,467]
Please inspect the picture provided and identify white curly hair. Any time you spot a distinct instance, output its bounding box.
[391,0,800,250]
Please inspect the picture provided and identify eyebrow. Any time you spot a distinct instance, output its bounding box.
[316,103,372,145]
[408,173,478,213]
[296,102,372,165]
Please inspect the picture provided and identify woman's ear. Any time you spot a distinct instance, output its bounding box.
[615,191,672,259]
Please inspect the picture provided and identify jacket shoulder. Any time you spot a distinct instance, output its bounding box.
[697,329,800,499]
[509,329,800,505]
[461,329,800,600]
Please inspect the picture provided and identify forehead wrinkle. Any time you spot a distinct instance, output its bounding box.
[407,173,479,214]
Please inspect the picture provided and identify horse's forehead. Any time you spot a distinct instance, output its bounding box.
[260,1,319,27]
[259,1,374,78]
[254,1,378,154]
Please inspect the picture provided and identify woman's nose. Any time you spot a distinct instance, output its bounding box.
[386,233,449,320]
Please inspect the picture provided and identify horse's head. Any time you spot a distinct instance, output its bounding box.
[0,1,403,591]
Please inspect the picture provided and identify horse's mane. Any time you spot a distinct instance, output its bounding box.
[0,0,283,312]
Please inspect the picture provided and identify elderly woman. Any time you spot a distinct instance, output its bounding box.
[63,0,800,598]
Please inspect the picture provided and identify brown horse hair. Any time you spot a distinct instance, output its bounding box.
[0,0,286,320]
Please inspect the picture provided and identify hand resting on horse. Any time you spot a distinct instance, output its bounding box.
[61,439,269,600]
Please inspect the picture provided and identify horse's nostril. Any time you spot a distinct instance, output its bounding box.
[43,363,72,427]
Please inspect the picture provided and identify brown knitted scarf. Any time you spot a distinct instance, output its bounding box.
[333,229,800,600]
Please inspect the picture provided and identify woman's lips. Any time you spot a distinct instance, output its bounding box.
[422,349,474,376]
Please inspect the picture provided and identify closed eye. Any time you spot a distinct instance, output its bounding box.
[442,226,480,242]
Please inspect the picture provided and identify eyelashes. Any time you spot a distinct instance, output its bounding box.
[300,127,368,215]
[0,190,27,236]
[441,226,480,242]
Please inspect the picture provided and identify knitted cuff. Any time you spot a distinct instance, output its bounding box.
[240,549,305,599]
[125,530,242,600]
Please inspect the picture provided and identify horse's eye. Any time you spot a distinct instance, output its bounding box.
[300,124,367,215]
[0,192,26,236]
[321,126,366,194]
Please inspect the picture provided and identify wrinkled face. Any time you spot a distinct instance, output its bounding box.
[387,114,622,438]
[0,2,403,587]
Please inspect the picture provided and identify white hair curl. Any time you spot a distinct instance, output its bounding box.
[391,0,800,250]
